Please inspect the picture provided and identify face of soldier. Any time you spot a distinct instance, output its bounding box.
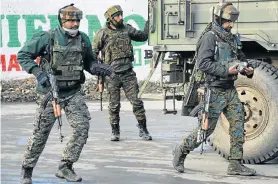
[222,20,234,32]
[62,19,80,36]
[113,14,123,26]
[63,19,80,30]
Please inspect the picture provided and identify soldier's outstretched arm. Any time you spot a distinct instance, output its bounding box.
[81,32,99,73]
[89,62,115,79]
[127,20,149,42]
[84,50,116,78]
[17,31,50,75]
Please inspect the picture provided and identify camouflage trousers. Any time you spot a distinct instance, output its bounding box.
[22,91,91,168]
[181,87,245,160]
[107,69,146,125]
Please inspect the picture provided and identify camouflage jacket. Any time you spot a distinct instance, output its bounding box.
[197,31,248,88]
[93,21,148,73]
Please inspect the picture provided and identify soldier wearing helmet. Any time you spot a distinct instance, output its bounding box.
[214,2,240,26]
[104,5,124,28]
[172,2,256,176]
[18,4,115,183]
[93,5,152,141]
[58,4,83,36]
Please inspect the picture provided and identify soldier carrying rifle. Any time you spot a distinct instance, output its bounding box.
[17,4,115,183]
[172,2,256,176]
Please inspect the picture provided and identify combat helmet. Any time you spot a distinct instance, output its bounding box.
[213,2,239,22]
[104,5,123,27]
[58,3,83,24]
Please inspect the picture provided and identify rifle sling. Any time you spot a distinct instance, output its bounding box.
[40,92,52,109]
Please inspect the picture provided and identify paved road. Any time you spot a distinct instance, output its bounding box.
[1,101,278,184]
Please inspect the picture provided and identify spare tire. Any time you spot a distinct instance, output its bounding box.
[190,60,278,164]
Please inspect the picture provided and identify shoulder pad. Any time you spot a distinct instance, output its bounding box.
[97,28,106,34]
[204,31,218,40]
[200,31,218,47]
[97,29,110,41]
[95,28,107,37]
[207,31,216,37]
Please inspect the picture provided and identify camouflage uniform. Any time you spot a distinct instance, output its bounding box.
[24,91,91,167]
[172,2,256,176]
[18,4,114,184]
[93,5,152,141]
[181,87,244,158]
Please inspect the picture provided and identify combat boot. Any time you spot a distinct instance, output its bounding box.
[110,124,120,141]
[137,119,152,140]
[172,145,189,173]
[55,161,82,182]
[20,166,33,184]
[227,160,256,176]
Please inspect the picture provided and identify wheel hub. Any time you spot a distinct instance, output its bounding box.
[220,85,269,141]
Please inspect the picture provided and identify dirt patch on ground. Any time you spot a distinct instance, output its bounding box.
[1,77,163,103]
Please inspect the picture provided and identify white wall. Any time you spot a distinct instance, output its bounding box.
[0,0,162,81]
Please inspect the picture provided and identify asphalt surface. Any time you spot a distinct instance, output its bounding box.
[1,100,278,184]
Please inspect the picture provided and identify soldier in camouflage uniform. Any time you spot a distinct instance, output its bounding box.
[93,5,152,141]
[17,4,115,184]
[172,2,257,176]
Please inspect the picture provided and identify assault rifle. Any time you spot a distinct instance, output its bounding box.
[197,82,211,154]
[49,72,64,142]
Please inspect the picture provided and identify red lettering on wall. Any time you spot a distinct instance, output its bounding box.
[0,55,6,71]
[7,54,21,71]
[0,54,41,72]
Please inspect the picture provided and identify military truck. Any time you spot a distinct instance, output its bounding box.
[140,0,278,164]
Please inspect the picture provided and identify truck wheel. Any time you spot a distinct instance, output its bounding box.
[190,60,278,164]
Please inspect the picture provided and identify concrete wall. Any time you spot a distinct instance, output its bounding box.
[0,0,161,81]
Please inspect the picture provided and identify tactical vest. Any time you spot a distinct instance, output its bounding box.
[40,29,85,89]
[211,31,242,81]
[102,27,134,63]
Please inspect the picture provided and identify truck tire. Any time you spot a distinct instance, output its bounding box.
[190,60,278,164]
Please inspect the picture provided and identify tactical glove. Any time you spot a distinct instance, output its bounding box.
[90,63,116,79]
[32,67,51,87]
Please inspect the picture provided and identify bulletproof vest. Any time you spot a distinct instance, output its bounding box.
[102,27,134,63]
[211,31,241,81]
[52,34,84,88]
[40,29,85,89]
